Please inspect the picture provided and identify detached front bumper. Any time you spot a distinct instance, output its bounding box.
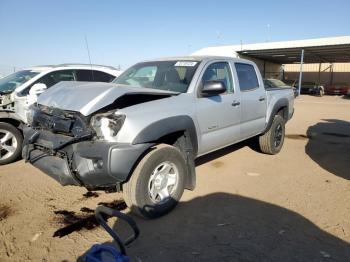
[22,127,153,189]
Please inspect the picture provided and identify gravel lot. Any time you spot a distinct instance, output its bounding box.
[0,95,349,262]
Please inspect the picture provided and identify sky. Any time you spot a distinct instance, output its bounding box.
[0,0,350,75]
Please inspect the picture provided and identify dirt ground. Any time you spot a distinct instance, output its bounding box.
[0,95,349,262]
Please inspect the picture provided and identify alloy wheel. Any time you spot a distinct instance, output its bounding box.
[148,161,179,204]
[0,129,18,161]
[274,124,283,148]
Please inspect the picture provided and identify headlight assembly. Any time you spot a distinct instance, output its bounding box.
[90,113,125,139]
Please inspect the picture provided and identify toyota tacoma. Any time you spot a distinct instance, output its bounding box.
[23,56,294,218]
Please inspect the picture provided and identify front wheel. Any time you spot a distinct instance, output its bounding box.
[123,144,186,219]
[258,115,285,155]
[0,122,23,165]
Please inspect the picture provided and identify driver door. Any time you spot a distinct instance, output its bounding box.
[195,61,241,155]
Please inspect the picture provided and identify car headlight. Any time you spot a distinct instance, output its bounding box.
[90,112,125,139]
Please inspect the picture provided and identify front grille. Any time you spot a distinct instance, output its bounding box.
[34,112,73,133]
[32,105,93,137]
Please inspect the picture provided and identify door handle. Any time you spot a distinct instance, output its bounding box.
[259,97,265,101]
[232,101,240,106]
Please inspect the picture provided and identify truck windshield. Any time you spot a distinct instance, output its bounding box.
[113,60,200,93]
[0,70,40,94]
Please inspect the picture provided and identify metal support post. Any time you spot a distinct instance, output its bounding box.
[298,49,305,96]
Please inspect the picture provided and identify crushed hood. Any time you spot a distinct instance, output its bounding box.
[37,81,178,116]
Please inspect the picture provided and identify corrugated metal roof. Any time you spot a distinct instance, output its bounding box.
[192,36,350,64]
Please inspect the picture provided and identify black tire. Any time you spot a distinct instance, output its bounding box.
[0,122,23,165]
[259,115,285,155]
[123,144,186,219]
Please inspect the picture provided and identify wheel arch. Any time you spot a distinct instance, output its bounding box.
[263,98,289,134]
[0,112,23,130]
[132,115,198,155]
[131,115,198,190]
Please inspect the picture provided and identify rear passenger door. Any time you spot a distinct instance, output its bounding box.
[234,62,267,138]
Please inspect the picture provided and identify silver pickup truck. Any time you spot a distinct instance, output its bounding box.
[23,56,294,218]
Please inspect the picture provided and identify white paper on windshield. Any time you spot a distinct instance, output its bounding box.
[174,61,197,67]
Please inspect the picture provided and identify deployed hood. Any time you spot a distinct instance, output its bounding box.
[37,81,178,116]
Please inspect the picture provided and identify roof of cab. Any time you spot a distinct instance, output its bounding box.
[23,64,121,75]
[140,55,254,64]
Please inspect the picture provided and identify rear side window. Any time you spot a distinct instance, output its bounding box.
[235,63,259,91]
[75,70,94,81]
[75,70,116,82]
[93,71,116,82]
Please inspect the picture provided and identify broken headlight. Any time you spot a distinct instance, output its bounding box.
[90,113,125,139]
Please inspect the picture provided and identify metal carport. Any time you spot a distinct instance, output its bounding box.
[192,36,350,95]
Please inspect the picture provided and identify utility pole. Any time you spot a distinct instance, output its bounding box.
[298,49,305,96]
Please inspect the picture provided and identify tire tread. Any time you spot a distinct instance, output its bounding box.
[123,144,185,218]
[259,115,285,155]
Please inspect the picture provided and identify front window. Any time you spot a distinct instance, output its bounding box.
[21,70,75,95]
[201,62,233,93]
[113,60,200,93]
[0,70,40,93]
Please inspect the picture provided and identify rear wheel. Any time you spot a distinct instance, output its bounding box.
[259,115,285,155]
[123,144,186,219]
[0,123,23,165]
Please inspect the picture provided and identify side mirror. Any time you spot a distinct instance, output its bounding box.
[201,81,226,96]
[29,83,47,96]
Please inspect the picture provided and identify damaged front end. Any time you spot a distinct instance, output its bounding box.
[23,104,151,190]
[0,92,15,111]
